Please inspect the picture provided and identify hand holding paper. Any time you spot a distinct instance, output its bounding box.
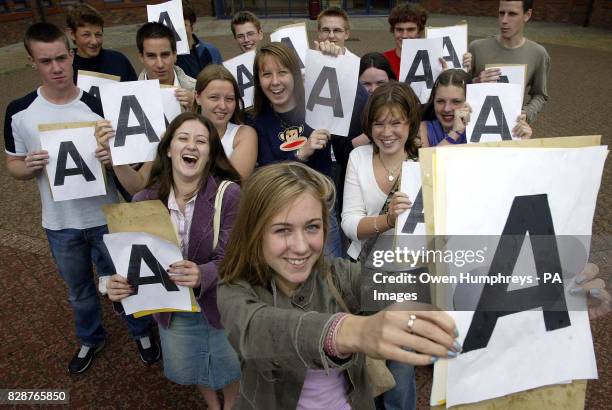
[168,260,202,288]
[95,145,112,167]
[462,52,472,72]
[387,191,413,227]
[297,129,330,160]
[475,67,501,83]
[452,102,472,134]
[107,274,134,302]
[569,262,612,320]
[24,150,49,172]
[511,116,532,139]
[313,40,345,56]
[174,87,194,110]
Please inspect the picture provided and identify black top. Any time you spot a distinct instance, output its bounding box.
[72,48,137,83]
[176,34,214,79]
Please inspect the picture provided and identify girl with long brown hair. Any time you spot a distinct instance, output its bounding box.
[106,112,242,410]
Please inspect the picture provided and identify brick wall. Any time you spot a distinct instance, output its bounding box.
[0,0,214,48]
[419,0,611,29]
[590,0,612,28]
[0,0,609,48]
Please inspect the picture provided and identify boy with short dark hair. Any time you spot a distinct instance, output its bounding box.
[66,3,136,83]
[136,22,195,109]
[5,22,158,375]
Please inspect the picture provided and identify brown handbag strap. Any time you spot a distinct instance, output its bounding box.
[325,272,350,313]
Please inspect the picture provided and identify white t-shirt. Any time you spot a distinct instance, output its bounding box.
[4,88,119,230]
[221,122,241,158]
[341,144,393,259]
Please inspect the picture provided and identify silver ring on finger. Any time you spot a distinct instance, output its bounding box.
[406,314,416,333]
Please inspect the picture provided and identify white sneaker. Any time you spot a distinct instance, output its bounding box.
[98,276,110,295]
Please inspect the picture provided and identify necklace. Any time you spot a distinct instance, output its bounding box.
[379,153,407,182]
[272,106,295,129]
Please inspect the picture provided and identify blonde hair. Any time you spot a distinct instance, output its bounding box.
[219,162,335,285]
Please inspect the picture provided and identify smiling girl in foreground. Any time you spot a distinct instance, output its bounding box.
[218,162,460,410]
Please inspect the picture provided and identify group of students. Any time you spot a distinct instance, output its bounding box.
[3,1,610,410]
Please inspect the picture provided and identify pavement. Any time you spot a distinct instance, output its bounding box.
[0,14,610,409]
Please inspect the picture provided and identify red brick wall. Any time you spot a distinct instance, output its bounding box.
[0,0,214,48]
[420,0,611,28]
[0,0,609,48]
[590,0,612,28]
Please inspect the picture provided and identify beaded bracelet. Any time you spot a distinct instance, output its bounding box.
[324,313,350,359]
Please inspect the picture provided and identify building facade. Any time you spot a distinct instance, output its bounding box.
[0,0,609,48]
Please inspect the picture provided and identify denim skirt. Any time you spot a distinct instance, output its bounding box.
[159,311,241,389]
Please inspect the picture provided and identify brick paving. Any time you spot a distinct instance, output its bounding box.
[0,15,610,409]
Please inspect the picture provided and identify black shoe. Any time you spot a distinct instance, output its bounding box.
[68,341,105,374]
[136,336,160,364]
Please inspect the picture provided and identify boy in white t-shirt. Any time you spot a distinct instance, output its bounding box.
[4,22,159,374]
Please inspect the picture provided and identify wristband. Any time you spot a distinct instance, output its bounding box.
[445,135,458,144]
[445,130,465,144]
[324,313,350,359]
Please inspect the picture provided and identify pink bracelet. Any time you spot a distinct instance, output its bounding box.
[324,314,343,356]
[325,313,350,359]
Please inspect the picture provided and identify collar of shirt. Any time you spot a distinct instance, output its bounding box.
[270,264,317,309]
[144,68,180,87]
[168,187,198,256]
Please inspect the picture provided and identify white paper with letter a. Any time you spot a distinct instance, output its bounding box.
[425,24,468,70]
[147,0,189,55]
[435,146,606,407]
[485,64,527,106]
[270,23,308,72]
[304,50,359,136]
[160,86,182,126]
[104,232,192,316]
[223,50,256,109]
[77,70,120,99]
[39,122,106,202]
[465,83,522,143]
[399,38,444,103]
[99,79,165,165]
[396,161,425,236]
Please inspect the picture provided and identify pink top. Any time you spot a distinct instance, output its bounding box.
[167,188,198,258]
[297,368,351,410]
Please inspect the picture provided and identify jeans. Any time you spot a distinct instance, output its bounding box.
[325,206,344,258]
[374,360,416,410]
[45,225,153,346]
